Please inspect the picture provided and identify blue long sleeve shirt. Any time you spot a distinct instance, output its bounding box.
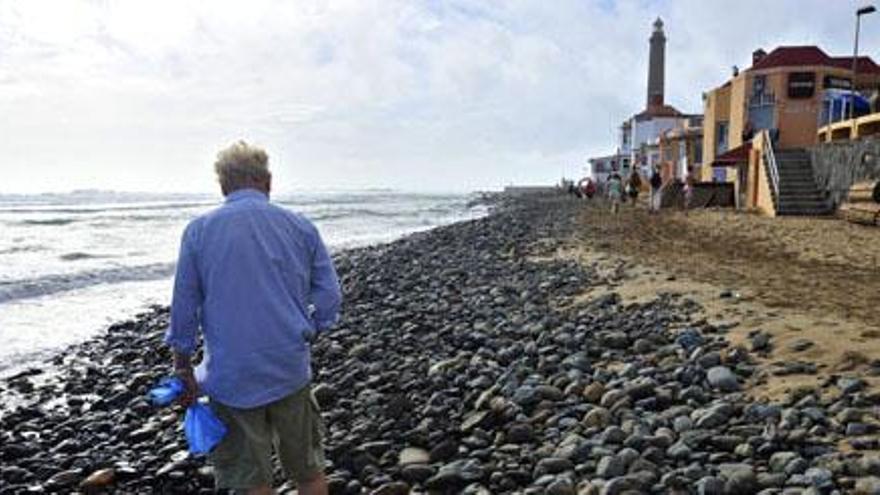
[164,189,341,408]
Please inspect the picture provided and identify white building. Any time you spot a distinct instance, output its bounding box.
[587,154,622,185]
[624,105,694,176]
[589,18,700,182]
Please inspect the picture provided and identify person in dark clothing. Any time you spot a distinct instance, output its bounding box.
[626,172,641,204]
[742,122,755,142]
[649,167,663,213]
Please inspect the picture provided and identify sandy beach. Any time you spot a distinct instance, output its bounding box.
[572,201,880,404]
[3,194,880,494]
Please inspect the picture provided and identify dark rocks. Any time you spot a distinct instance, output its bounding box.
[1,465,30,483]
[676,328,705,351]
[312,383,337,408]
[596,455,626,478]
[697,476,725,495]
[507,423,533,443]
[694,402,733,429]
[769,451,800,472]
[582,382,605,404]
[721,465,757,495]
[370,481,410,495]
[582,407,611,428]
[401,464,434,483]
[600,474,646,494]
[789,339,815,352]
[706,366,739,392]
[428,440,458,463]
[534,457,573,477]
[425,459,483,490]
[749,331,772,353]
[0,196,871,494]
[45,468,82,489]
[461,410,492,432]
[546,477,576,495]
[839,376,867,394]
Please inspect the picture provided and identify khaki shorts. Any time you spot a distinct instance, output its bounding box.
[210,385,326,490]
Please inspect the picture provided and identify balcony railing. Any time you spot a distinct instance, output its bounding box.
[761,129,780,202]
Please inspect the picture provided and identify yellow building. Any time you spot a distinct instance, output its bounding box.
[700,46,880,214]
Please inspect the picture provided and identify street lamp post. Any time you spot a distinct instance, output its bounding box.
[852,5,877,121]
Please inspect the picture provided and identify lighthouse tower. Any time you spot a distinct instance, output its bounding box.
[647,17,666,109]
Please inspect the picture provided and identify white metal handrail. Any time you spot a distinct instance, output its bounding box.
[762,130,780,201]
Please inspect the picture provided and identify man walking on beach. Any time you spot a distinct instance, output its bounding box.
[165,141,341,495]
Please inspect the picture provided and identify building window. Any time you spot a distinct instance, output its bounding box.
[788,72,816,99]
[694,140,703,165]
[824,75,852,90]
[752,75,766,96]
[716,122,729,155]
[749,75,775,106]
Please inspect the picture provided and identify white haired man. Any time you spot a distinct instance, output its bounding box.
[165,141,341,495]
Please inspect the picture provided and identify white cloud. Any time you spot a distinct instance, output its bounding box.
[0,0,875,193]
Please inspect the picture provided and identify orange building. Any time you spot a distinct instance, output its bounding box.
[700,46,880,214]
[703,46,880,181]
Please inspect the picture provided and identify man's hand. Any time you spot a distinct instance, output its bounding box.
[173,351,197,408]
[176,367,198,408]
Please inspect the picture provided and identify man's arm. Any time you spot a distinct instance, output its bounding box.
[164,224,202,406]
[309,229,341,332]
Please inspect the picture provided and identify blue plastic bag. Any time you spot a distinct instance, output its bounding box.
[147,376,185,406]
[147,376,227,455]
[184,403,228,456]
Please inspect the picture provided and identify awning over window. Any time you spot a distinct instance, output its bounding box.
[712,142,752,167]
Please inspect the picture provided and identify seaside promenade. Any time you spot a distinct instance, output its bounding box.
[2,194,880,494]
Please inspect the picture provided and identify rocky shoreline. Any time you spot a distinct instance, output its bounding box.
[2,194,880,494]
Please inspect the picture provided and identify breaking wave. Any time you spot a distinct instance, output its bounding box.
[0,263,176,304]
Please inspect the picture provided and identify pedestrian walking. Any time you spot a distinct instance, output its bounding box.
[649,166,663,213]
[165,141,341,495]
[682,167,694,215]
[607,173,623,214]
[627,172,642,205]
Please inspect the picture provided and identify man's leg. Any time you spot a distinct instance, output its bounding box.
[210,402,275,494]
[270,386,328,495]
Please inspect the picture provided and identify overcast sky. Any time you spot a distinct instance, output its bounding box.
[1,1,876,194]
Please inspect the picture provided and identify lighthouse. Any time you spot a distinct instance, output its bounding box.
[647,17,665,109]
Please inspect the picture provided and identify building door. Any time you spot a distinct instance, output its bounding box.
[737,164,748,209]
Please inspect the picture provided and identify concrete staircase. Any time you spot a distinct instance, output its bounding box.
[772,149,832,216]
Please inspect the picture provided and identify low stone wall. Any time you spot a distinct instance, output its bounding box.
[810,137,880,208]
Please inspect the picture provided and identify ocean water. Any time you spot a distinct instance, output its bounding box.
[0,190,486,376]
